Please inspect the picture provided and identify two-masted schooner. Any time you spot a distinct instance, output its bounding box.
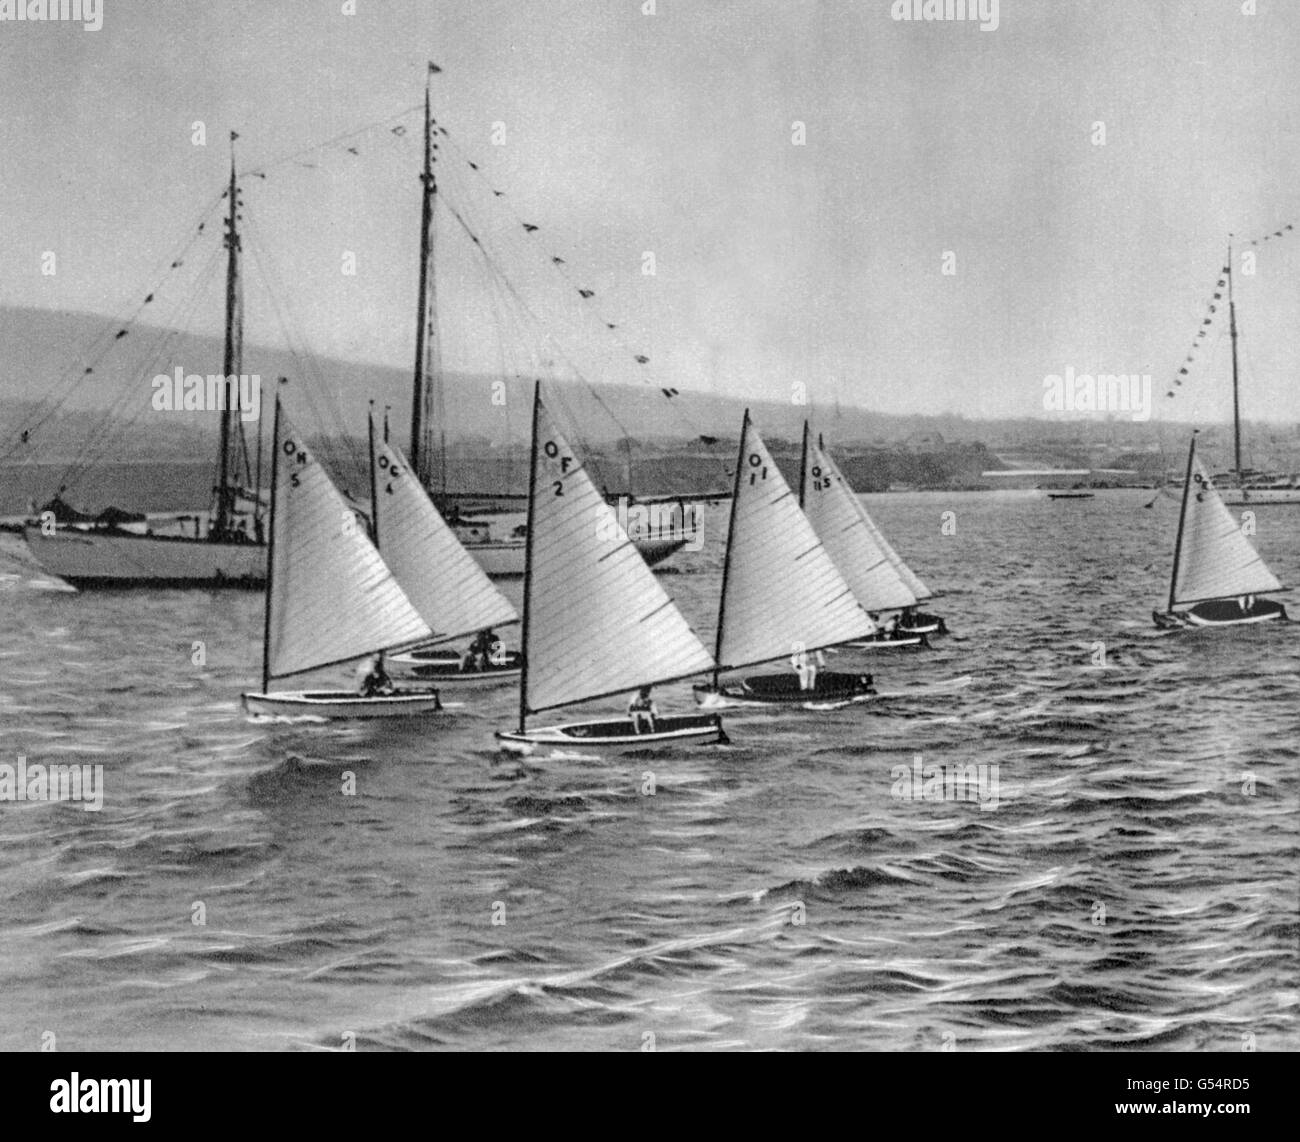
[495,384,723,754]
[692,412,878,709]
[1153,431,1289,629]
[241,390,444,718]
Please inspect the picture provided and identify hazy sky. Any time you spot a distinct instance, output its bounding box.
[3,0,1300,423]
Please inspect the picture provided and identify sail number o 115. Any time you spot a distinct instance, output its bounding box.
[282,437,309,487]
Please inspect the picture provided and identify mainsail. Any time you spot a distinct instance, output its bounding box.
[715,413,876,672]
[521,392,714,715]
[1171,442,1283,607]
[265,402,430,683]
[371,426,517,644]
[801,426,919,613]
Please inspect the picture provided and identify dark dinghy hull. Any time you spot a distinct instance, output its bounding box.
[388,646,524,686]
[496,713,726,756]
[695,670,876,710]
[1153,596,1289,630]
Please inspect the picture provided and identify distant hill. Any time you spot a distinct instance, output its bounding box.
[4,305,1300,506]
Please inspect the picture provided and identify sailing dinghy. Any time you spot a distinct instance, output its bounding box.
[366,412,522,686]
[693,412,878,710]
[799,423,941,647]
[1152,432,1289,629]
[241,393,443,719]
[495,386,723,755]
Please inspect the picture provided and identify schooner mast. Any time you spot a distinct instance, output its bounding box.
[410,63,448,505]
[214,131,253,540]
[1227,236,1243,479]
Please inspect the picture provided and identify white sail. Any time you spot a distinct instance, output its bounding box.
[802,431,919,612]
[267,410,430,680]
[372,434,517,643]
[716,416,876,671]
[1173,453,1283,605]
[523,397,714,714]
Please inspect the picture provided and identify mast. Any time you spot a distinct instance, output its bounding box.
[261,385,285,695]
[410,65,440,493]
[798,420,811,507]
[368,401,380,550]
[216,133,243,538]
[1168,431,1198,613]
[518,382,542,734]
[713,410,749,686]
[1227,237,1242,478]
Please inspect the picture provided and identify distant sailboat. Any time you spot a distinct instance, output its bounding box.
[799,424,944,645]
[1152,431,1289,629]
[495,385,723,754]
[693,412,878,709]
[241,392,443,718]
[366,411,523,686]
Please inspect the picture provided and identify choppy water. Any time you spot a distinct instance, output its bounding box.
[1,490,1297,1051]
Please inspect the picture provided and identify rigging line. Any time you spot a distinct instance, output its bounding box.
[2,191,229,462]
[58,243,228,493]
[57,243,227,490]
[240,218,368,479]
[438,197,636,455]
[434,139,711,447]
[243,104,423,179]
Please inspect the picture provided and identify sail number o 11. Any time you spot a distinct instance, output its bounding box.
[748,452,767,484]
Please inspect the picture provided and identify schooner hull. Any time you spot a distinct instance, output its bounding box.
[23,528,683,586]
[1220,488,1300,506]
[1152,597,1288,630]
[496,713,725,756]
[24,527,265,588]
[694,671,876,710]
[242,689,444,719]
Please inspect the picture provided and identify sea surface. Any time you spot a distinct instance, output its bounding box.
[0,489,1296,1052]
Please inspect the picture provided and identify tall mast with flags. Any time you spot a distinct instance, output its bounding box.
[410,62,445,500]
[214,130,249,539]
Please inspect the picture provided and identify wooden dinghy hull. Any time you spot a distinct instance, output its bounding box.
[242,689,444,719]
[388,646,524,685]
[496,713,725,756]
[1152,597,1289,630]
[694,670,876,710]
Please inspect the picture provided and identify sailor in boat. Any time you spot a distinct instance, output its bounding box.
[461,628,504,672]
[357,654,396,697]
[628,686,659,733]
[792,647,826,691]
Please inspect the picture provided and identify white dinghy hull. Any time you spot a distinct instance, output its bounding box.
[242,689,444,719]
[496,713,725,756]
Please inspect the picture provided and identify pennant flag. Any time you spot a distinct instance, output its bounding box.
[523,223,538,233]
[1179,368,1187,375]
[552,256,565,265]
[469,162,478,170]
[84,367,93,375]
[171,261,181,268]
[346,147,359,155]
[493,190,504,197]
[635,355,649,364]
[143,294,154,303]
[605,322,616,330]
[699,435,719,445]
[115,330,128,339]
[579,289,594,298]
[429,62,442,73]
[391,125,406,136]
[197,223,205,232]
[231,131,240,141]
